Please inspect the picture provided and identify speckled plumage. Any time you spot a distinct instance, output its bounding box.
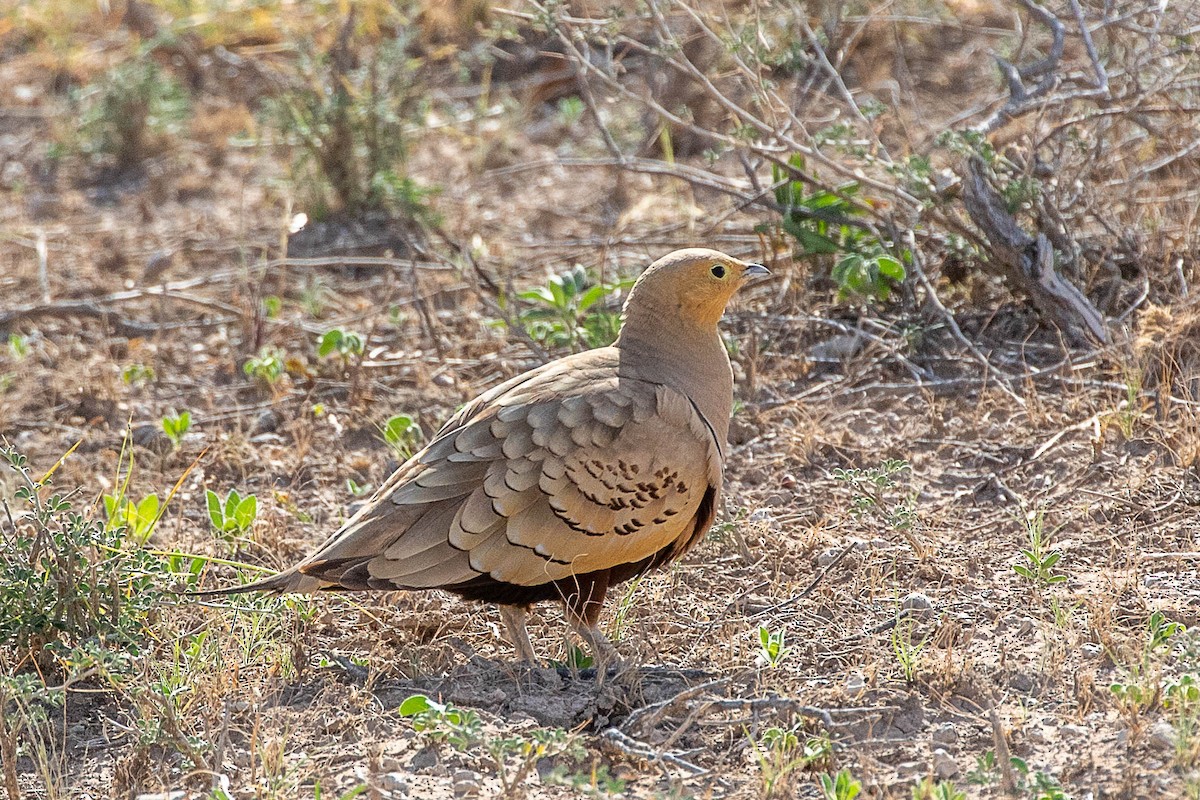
[204,248,768,664]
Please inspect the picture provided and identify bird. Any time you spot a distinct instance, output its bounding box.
[200,248,770,666]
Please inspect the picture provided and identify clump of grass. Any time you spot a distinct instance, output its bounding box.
[263,13,433,221]
[65,55,190,174]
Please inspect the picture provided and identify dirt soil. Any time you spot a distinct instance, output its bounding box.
[2,3,1200,800]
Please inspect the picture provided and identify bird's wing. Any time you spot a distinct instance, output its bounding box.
[275,362,723,593]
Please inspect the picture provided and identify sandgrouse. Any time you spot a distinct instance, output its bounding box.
[203,248,769,664]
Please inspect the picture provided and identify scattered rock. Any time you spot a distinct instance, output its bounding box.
[931,722,958,746]
[379,772,410,796]
[902,592,935,622]
[408,745,439,770]
[1059,724,1088,742]
[452,769,481,797]
[845,672,867,693]
[131,422,172,455]
[1148,721,1175,752]
[933,748,959,779]
[253,409,282,435]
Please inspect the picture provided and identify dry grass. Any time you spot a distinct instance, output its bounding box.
[2,1,1200,799]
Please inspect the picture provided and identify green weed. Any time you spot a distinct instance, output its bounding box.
[818,769,862,800]
[515,265,633,352]
[161,409,192,448]
[1013,507,1067,587]
[380,413,422,460]
[770,155,907,302]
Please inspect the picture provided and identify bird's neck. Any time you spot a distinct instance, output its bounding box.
[615,310,734,447]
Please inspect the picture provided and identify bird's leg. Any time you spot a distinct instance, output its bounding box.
[499,604,537,663]
[564,578,623,674]
[567,615,621,670]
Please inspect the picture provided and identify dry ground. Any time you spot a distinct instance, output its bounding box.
[2,2,1200,799]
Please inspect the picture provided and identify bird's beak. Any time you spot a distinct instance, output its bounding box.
[741,263,771,279]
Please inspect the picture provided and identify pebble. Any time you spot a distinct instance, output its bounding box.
[1080,642,1103,658]
[433,373,455,387]
[1148,721,1176,752]
[901,592,935,622]
[408,745,438,770]
[845,672,867,693]
[1059,724,1088,742]
[135,793,185,800]
[933,748,959,779]
[379,773,410,796]
[452,769,481,797]
[930,722,958,746]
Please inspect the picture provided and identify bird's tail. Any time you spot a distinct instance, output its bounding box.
[189,565,332,597]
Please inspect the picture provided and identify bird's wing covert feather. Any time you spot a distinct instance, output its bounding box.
[293,363,723,590]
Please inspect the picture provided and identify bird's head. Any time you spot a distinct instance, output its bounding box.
[622,248,770,330]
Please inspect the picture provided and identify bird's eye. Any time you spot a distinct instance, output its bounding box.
[710,265,726,279]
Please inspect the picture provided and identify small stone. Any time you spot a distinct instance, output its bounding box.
[817,546,846,568]
[901,592,935,622]
[763,492,789,507]
[433,373,454,387]
[253,409,282,435]
[931,722,958,746]
[134,793,185,800]
[845,672,867,693]
[1080,642,1103,658]
[379,773,409,796]
[1059,724,1088,742]
[408,745,438,770]
[933,748,959,780]
[131,423,172,455]
[452,769,481,797]
[1148,721,1176,752]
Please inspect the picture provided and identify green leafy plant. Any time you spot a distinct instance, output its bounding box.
[751,724,831,798]
[317,328,365,361]
[1012,507,1067,586]
[0,443,174,676]
[399,694,484,749]
[771,155,908,301]
[121,363,155,386]
[243,347,286,387]
[103,492,160,546]
[911,777,967,800]
[755,625,788,669]
[205,489,258,540]
[161,410,191,449]
[818,769,862,800]
[6,334,30,360]
[515,265,633,352]
[379,413,422,460]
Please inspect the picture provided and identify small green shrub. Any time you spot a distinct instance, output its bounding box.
[71,55,190,173]
[515,265,634,352]
[317,328,365,361]
[205,489,258,540]
[243,347,287,387]
[161,410,191,448]
[103,492,160,545]
[380,413,422,460]
[770,155,908,302]
[263,22,432,220]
